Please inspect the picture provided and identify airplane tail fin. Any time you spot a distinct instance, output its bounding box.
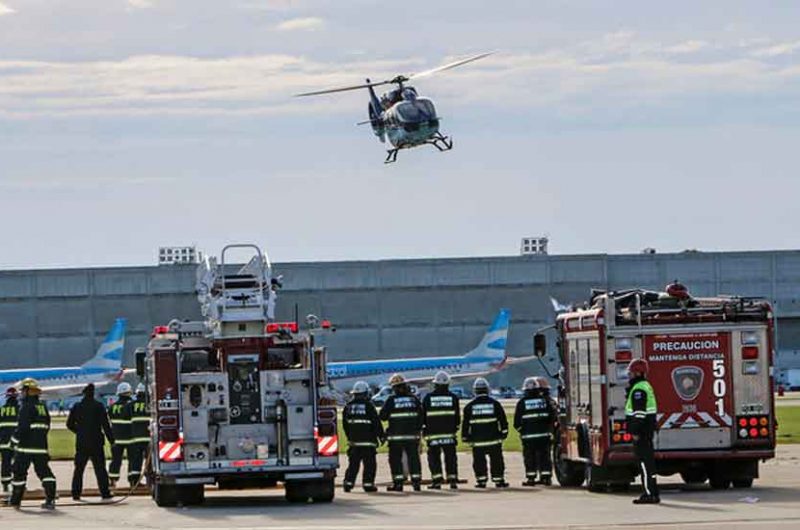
[81,318,127,371]
[465,309,510,360]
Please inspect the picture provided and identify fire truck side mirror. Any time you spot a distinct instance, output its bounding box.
[533,333,547,358]
[135,348,146,378]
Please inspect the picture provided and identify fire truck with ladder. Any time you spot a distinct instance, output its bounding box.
[137,244,339,506]
[533,282,776,491]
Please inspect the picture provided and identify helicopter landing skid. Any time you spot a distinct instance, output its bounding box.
[384,133,454,164]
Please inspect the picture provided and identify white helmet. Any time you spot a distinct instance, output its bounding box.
[116,382,132,396]
[352,381,369,395]
[522,377,538,391]
[433,371,451,386]
[135,383,146,394]
[473,377,490,393]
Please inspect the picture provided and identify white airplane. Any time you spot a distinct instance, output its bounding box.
[326,309,535,390]
[0,319,128,399]
[550,297,572,313]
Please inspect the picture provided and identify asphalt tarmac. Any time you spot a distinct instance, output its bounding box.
[2,445,799,529]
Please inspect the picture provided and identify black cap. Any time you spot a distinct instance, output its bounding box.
[82,383,95,395]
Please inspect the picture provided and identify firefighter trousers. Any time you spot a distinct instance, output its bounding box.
[471,443,505,484]
[9,452,56,505]
[344,446,377,489]
[108,443,135,485]
[427,441,458,483]
[1,448,13,489]
[72,446,111,498]
[522,438,552,480]
[127,443,146,486]
[634,434,659,499]
[388,441,421,485]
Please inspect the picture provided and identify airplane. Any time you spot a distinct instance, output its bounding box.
[0,318,128,400]
[550,296,572,313]
[325,309,536,391]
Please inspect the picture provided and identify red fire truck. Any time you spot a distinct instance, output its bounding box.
[534,283,776,491]
[137,245,339,506]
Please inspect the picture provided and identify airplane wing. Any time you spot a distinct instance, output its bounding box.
[502,355,539,365]
[403,370,495,387]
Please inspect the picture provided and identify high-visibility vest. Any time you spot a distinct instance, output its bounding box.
[625,380,658,418]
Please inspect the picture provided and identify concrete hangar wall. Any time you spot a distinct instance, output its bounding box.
[1,250,799,386]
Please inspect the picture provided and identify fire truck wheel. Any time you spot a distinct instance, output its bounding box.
[732,478,754,489]
[285,481,310,503]
[586,466,608,493]
[153,482,179,507]
[553,448,586,487]
[177,484,205,505]
[308,478,335,503]
[708,475,731,490]
[680,470,708,485]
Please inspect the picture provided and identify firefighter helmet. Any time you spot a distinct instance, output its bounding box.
[5,386,18,397]
[135,383,146,394]
[388,373,406,387]
[522,377,538,391]
[20,378,41,393]
[352,381,370,395]
[116,382,133,396]
[627,358,649,377]
[433,371,451,386]
[535,376,551,390]
[473,377,490,393]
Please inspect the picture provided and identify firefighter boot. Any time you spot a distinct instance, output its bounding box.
[475,481,487,489]
[412,480,421,492]
[363,485,378,493]
[386,481,404,492]
[522,478,537,487]
[342,482,353,493]
[449,479,458,490]
[540,477,552,486]
[633,494,660,505]
[42,481,57,510]
[9,484,25,508]
[495,480,510,488]
[427,479,441,490]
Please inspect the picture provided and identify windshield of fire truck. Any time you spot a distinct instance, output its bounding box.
[265,344,306,370]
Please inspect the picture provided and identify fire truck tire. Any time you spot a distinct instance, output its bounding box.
[177,484,205,505]
[553,449,586,487]
[586,465,608,493]
[680,470,708,484]
[285,481,310,503]
[153,482,179,507]
[732,478,754,489]
[308,478,335,503]
[709,475,731,490]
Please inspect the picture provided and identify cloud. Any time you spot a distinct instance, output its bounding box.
[665,40,709,54]
[127,0,155,8]
[0,2,15,16]
[751,40,800,57]
[275,17,324,31]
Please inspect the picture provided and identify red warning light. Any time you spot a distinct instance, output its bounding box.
[623,433,632,442]
[749,417,758,427]
[321,320,332,329]
[749,428,758,437]
[739,418,748,427]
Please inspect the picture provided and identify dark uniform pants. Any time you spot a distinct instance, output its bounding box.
[388,441,421,485]
[472,443,505,484]
[1,448,13,489]
[522,438,552,480]
[72,447,111,498]
[10,452,56,505]
[344,445,377,489]
[634,433,659,499]
[109,443,134,485]
[127,443,146,486]
[427,440,458,484]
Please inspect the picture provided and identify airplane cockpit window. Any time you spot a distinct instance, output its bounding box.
[394,99,436,123]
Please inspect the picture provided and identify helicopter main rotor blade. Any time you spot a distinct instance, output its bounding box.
[294,79,392,97]
[408,52,494,80]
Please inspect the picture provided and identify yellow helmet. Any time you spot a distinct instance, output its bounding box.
[388,373,406,387]
[20,378,41,393]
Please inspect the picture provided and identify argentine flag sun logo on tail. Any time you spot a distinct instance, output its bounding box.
[81,318,127,371]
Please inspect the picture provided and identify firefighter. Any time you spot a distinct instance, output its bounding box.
[422,370,460,489]
[342,381,384,493]
[1,387,20,493]
[128,383,150,487]
[67,383,115,500]
[626,358,660,504]
[108,382,134,488]
[514,377,557,486]
[462,378,509,488]
[8,378,57,510]
[379,373,423,492]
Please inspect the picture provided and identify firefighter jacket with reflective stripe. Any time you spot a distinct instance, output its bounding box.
[422,387,460,443]
[379,393,422,441]
[130,397,150,444]
[109,396,133,445]
[343,396,384,447]
[12,396,50,454]
[625,377,657,436]
[0,397,19,449]
[462,395,508,447]
[513,390,557,440]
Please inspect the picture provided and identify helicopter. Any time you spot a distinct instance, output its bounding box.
[295,52,493,164]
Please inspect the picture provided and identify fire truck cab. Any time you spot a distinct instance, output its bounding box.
[535,283,776,491]
[139,245,339,506]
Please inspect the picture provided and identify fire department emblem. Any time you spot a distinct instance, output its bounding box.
[671,366,704,401]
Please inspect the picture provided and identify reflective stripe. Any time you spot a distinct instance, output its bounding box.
[131,437,151,444]
[392,475,405,480]
[425,434,455,440]
[1,474,12,480]
[526,472,537,477]
[521,433,551,439]
[521,413,549,419]
[114,440,133,445]
[30,424,49,430]
[11,480,26,486]
[16,447,48,454]
[471,439,502,447]
[390,412,418,418]
[475,475,487,481]
[346,419,373,424]
[410,474,421,479]
[349,442,377,447]
[363,483,374,487]
[41,477,56,483]
[426,410,456,417]
[469,418,497,424]
[491,477,505,482]
[387,435,419,441]
[131,418,150,423]
[0,422,18,428]
[111,420,132,425]
[10,436,18,444]
[431,473,443,479]
[0,443,10,450]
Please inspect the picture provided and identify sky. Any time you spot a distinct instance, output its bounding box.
[0,0,798,269]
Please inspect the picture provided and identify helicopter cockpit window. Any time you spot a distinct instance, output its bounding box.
[394,99,436,123]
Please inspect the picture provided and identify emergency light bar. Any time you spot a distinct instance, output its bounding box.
[265,322,298,334]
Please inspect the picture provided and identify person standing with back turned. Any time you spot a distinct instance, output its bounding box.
[380,373,423,492]
[0,387,20,493]
[108,382,134,488]
[462,377,509,488]
[626,358,660,504]
[422,371,460,489]
[342,381,384,493]
[68,383,115,500]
